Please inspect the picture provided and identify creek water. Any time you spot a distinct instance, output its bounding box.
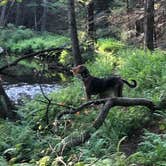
[3,82,61,104]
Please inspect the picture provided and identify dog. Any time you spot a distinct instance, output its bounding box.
[71,65,137,100]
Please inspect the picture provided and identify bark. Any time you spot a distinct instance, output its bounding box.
[144,0,155,50]
[0,83,19,121]
[87,1,94,40]
[41,0,47,32]
[126,0,129,12]
[87,1,95,50]
[34,4,37,30]
[0,5,7,26]
[55,97,162,155]
[15,3,20,26]
[68,0,82,65]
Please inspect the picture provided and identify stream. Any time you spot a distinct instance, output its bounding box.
[3,82,62,104]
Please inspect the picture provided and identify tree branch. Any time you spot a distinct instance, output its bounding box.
[55,97,161,155]
[57,98,109,120]
[0,46,70,73]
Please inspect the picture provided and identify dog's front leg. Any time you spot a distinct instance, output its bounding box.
[86,91,91,101]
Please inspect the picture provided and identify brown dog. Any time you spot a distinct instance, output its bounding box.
[71,65,137,100]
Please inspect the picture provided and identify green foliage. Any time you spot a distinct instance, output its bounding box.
[10,34,69,54]
[0,24,34,48]
[97,38,125,53]
[118,48,166,99]
[87,53,117,77]
[0,120,37,163]
[1,37,165,165]
[0,24,70,54]
[0,156,8,166]
[128,131,166,166]
[37,156,50,166]
[0,118,61,165]
[59,50,72,66]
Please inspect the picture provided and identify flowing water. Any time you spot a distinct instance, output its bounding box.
[3,82,61,104]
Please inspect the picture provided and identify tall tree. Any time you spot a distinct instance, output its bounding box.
[87,0,95,49]
[41,0,47,31]
[144,0,154,50]
[15,2,21,26]
[68,0,82,65]
[0,82,19,121]
[0,5,7,26]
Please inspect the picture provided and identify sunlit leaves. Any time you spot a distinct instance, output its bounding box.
[0,0,22,6]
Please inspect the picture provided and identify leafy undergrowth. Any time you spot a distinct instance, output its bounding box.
[0,38,166,165]
[0,24,70,54]
[0,25,71,81]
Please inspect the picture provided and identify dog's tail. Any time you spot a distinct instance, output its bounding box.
[122,79,137,88]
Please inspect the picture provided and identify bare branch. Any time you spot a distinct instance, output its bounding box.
[55,97,160,155]
[57,98,109,120]
[36,99,76,110]
[0,46,70,73]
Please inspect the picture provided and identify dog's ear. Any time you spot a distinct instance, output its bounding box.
[70,64,89,75]
[70,66,80,75]
[70,65,83,74]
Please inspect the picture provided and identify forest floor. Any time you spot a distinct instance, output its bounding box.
[108,0,166,49]
[121,119,162,156]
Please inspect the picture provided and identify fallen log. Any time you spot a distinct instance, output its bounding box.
[55,97,164,155]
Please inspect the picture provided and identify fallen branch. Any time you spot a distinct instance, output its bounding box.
[57,97,157,120]
[57,98,109,120]
[36,99,75,110]
[0,46,70,73]
[55,97,162,155]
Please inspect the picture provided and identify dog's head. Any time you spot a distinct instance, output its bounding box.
[70,65,89,76]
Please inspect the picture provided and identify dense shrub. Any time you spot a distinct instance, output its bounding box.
[97,38,125,53]
[118,49,166,99]
[0,24,35,48]
[9,35,70,54]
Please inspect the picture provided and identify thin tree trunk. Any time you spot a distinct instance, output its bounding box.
[0,5,7,26]
[68,0,82,65]
[15,3,20,26]
[41,0,47,32]
[87,1,95,50]
[34,6,37,30]
[126,0,129,12]
[144,0,154,50]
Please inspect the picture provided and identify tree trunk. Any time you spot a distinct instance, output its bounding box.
[144,0,154,50]
[68,0,82,65]
[0,83,19,121]
[41,0,47,32]
[126,0,129,12]
[87,1,95,50]
[34,5,37,30]
[0,5,7,26]
[15,3,20,26]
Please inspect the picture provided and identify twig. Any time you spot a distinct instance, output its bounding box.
[57,98,109,120]
[36,99,75,110]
